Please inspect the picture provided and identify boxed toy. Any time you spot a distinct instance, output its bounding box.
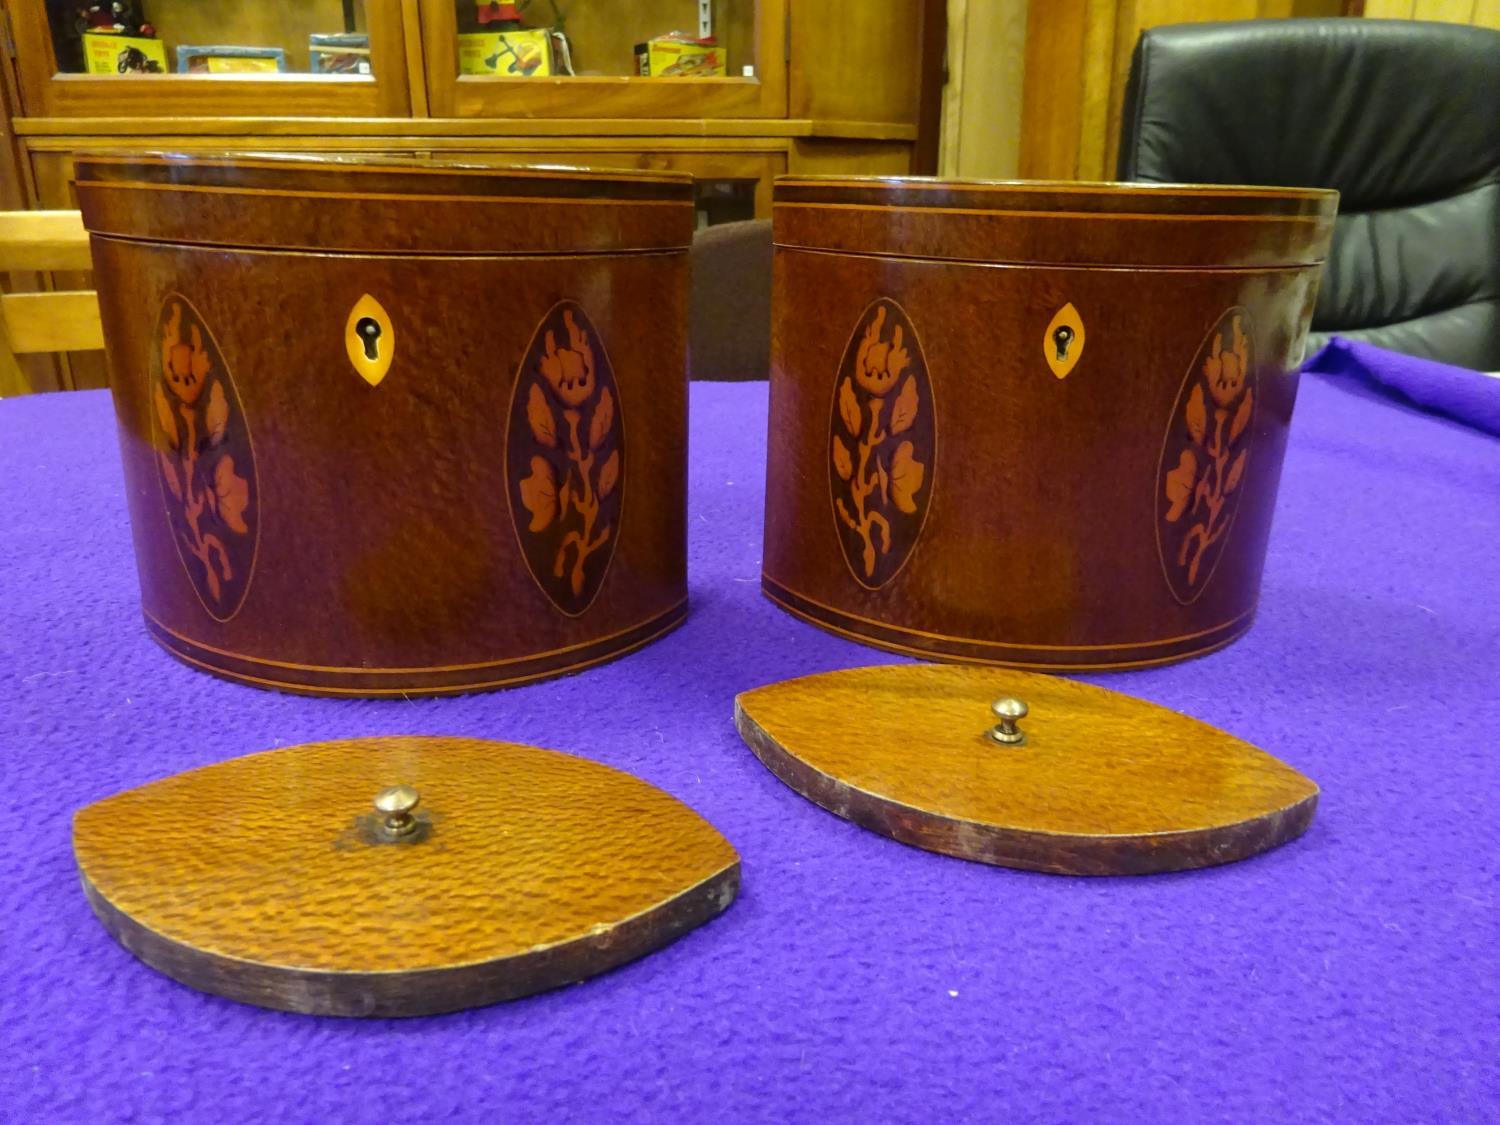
[82,32,167,74]
[634,34,725,78]
[458,29,553,76]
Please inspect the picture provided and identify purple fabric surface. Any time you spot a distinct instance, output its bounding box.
[1305,336,1500,437]
[2,369,1498,1123]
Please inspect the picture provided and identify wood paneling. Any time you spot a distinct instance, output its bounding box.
[789,0,923,127]
[941,0,1028,180]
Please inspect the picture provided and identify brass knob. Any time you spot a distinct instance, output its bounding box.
[374,785,420,838]
[988,697,1028,746]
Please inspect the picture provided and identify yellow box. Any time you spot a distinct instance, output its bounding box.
[634,39,726,78]
[82,33,168,75]
[457,30,553,77]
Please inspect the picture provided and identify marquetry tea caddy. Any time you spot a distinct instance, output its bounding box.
[72,737,740,1017]
[736,663,1319,875]
[77,154,693,695]
[763,176,1339,670]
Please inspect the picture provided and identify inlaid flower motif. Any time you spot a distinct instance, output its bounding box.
[161,302,212,405]
[1158,307,1256,601]
[1205,315,1249,407]
[509,302,624,614]
[830,299,935,588]
[151,295,258,621]
[853,306,910,396]
[539,308,597,407]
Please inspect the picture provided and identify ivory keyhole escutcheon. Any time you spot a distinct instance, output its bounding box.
[1044,302,1085,379]
[345,294,394,387]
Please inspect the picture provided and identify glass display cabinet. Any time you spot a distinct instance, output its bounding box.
[0,0,932,389]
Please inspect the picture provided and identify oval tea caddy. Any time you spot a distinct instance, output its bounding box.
[78,154,693,695]
[763,176,1337,669]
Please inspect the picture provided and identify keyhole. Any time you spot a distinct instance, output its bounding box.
[1053,325,1074,362]
[356,317,382,361]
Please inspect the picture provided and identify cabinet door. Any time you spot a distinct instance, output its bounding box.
[8,0,412,119]
[420,0,787,119]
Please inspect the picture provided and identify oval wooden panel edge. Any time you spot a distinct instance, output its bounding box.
[733,666,1319,876]
[79,860,740,1018]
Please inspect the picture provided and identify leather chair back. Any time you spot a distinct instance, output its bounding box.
[1117,19,1500,369]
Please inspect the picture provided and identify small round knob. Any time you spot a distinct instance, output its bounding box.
[374,785,420,838]
[988,697,1029,746]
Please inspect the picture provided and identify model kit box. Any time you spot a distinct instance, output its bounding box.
[82,33,167,75]
[634,37,725,78]
[458,30,553,76]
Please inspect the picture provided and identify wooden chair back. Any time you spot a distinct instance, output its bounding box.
[0,210,102,396]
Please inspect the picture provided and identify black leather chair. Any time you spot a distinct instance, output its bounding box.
[1117,19,1500,370]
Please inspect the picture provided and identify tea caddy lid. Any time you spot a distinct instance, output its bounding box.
[75,152,696,255]
[72,736,739,1017]
[735,663,1319,876]
[772,175,1339,268]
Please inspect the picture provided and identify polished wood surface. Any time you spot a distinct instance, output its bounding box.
[74,737,741,1017]
[0,209,100,395]
[735,664,1319,875]
[80,155,691,694]
[763,176,1336,669]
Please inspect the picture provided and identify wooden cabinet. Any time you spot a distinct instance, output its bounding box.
[0,1,932,390]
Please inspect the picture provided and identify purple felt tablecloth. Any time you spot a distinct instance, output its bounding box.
[2,364,1498,1123]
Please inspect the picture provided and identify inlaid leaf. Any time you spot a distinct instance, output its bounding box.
[154,384,179,450]
[205,381,230,446]
[590,387,615,451]
[1231,388,1253,443]
[1186,384,1207,446]
[159,451,182,500]
[890,441,924,515]
[890,375,918,435]
[832,435,853,482]
[597,449,620,500]
[838,377,861,437]
[1224,449,1247,494]
[1164,449,1197,522]
[213,456,251,535]
[520,456,557,532]
[527,383,557,448]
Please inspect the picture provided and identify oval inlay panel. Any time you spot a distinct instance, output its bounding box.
[1156,306,1257,605]
[507,301,624,616]
[151,294,259,622]
[828,298,936,590]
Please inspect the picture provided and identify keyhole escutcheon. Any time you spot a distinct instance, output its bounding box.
[1044,302,1086,379]
[345,294,395,387]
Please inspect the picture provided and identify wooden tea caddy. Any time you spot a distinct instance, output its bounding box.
[77,154,694,695]
[736,663,1319,875]
[763,176,1339,670]
[72,737,740,1017]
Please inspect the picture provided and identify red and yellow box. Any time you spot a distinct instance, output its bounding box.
[634,37,725,78]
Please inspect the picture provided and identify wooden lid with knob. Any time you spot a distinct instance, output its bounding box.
[735,663,1319,876]
[72,736,739,1017]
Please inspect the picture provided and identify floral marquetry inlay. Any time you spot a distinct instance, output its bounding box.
[1157,307,1256,604]
[828,299,935,589]
[151,295,259,622]
[507,301,623,616]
